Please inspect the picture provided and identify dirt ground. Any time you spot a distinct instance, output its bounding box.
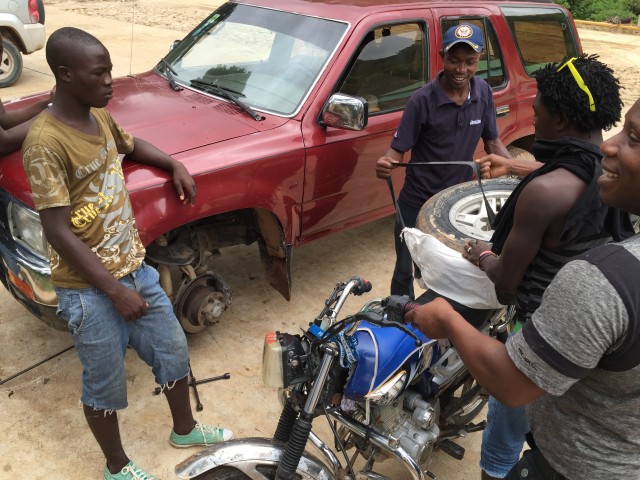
[0,2,639,480]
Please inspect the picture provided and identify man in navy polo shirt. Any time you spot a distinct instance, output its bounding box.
[376,23,509,299]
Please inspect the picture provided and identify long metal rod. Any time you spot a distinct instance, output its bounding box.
[0,345,75,385]
[387,177,405,229]
[395,161,497,225]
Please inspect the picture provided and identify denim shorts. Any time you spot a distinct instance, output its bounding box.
[55,262,190,410]
[480,395,530,477]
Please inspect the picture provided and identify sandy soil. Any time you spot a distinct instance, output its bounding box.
[576,27,640,121]
[0,2,639,480]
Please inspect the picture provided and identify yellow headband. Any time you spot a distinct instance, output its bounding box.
[557,57,596,112]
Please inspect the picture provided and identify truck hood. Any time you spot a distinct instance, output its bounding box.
[106,70,289,155]
[0,70,291,207]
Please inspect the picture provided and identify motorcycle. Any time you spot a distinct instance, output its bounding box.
[176,276,510,480]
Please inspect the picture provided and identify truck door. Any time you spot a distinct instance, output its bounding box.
[299,15,430,242]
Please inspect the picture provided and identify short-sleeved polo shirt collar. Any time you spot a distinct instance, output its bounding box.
[433,72,478,107]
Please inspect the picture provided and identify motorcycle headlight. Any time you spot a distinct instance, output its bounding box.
[8,202,49,259]
[365,370,407,404]
[262,331,308,388]
[262,331,285,388]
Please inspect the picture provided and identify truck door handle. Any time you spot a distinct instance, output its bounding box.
[496,105,510,117]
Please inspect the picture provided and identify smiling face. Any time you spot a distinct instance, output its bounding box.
[440,43,480,91]
[598,99,640,215]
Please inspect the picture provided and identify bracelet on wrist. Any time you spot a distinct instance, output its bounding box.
[478,251,497,271]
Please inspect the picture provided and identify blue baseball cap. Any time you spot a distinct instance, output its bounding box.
[442,23,484,53]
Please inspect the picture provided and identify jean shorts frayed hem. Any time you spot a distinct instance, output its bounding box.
[56,263,190,410]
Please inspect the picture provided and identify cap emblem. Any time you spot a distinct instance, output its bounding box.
[455,24,474,39]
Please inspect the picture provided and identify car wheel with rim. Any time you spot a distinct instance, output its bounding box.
[507,145,535,162]
[416,178,520,250]
[0,38,23,88]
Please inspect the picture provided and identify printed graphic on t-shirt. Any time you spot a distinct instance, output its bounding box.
[26,147,68,202]
[22,109,145,287]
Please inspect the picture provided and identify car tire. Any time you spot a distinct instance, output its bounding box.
[37,0,45,25]
[507,145,535,161]
[415,178,520,250]
[0,38,23,88]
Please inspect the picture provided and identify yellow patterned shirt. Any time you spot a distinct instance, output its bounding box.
[22,108,146,288]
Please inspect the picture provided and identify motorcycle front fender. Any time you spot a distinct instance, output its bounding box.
[175,437,337,480]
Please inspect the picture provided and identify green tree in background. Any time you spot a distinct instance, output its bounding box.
[558,0,637,21]
[626,0,640,16]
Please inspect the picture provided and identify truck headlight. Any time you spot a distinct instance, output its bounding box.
[8,202,49,259]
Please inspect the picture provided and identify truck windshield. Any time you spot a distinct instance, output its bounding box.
[158,3,348,116]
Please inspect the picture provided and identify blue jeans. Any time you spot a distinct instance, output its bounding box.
[55,262,190,410]
[391,199,422,299]
[480,395,530,478]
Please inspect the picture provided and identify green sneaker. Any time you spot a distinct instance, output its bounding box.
[169,421,234,448]
[103,460,159,480]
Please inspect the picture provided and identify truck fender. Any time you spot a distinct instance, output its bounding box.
[255,209,292,301]
[175,437,336,480]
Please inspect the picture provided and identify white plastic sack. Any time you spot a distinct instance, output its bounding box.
[402,227,503,309]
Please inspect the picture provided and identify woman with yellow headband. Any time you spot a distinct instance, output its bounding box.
[460,53,634,480]
[408,95,640,480]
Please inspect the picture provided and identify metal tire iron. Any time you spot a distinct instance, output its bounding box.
[386,161,497,229]
[154,362,231,411]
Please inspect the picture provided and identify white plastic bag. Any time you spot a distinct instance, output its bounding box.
[402,227,503,309]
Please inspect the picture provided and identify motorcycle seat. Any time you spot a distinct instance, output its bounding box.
[416,289,496,328]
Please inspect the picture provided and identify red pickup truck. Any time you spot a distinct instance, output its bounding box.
[0,0,581,332]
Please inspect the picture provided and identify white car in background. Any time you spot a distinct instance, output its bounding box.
[0,0,45,87]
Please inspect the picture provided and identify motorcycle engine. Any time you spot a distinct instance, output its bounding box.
[340,390,440,470]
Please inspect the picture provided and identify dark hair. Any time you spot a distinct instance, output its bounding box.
[533,53,622,132]
[46,27,103,76]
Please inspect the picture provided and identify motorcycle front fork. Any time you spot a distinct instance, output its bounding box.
[275,343,340,480]
[273,345,430,480]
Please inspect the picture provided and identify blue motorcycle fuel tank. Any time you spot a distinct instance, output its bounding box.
[344,321,433,401]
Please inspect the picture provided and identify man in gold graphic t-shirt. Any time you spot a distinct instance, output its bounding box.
[22,27,233,480]
[23,108,146,287]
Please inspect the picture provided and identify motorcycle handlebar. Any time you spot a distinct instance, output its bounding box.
[384,295,421,323]
[350,276,372,296]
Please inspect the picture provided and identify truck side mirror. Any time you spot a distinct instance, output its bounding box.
[320,93,368,131]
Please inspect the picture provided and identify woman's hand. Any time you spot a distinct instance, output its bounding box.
[462,239,493,267]
[475,154,511,179]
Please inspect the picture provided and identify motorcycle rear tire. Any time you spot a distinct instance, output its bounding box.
[193,466,253,479]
